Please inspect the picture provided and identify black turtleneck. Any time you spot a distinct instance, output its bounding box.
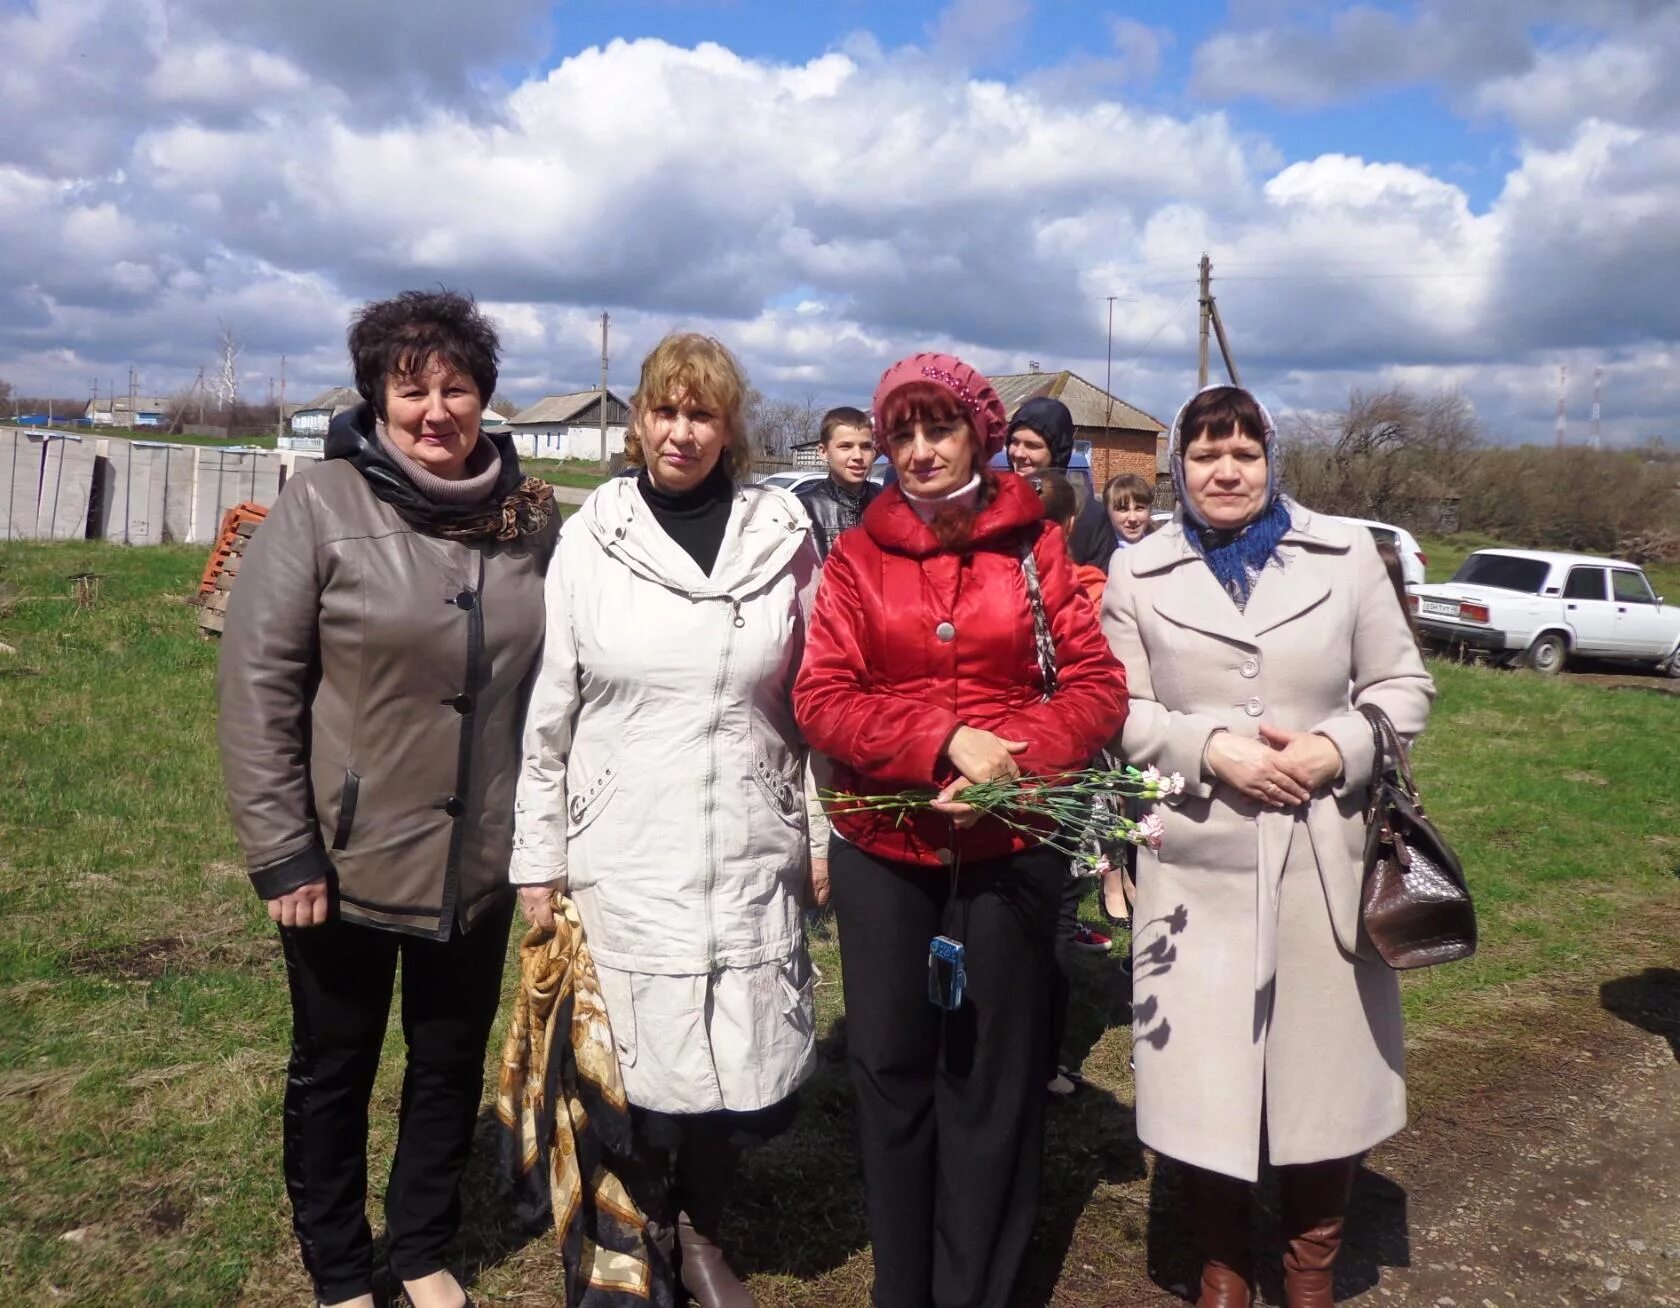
[637,463,734,576]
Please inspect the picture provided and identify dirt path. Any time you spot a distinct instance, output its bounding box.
[1050,966,1680,1307]
[1356,1009,1680,1306]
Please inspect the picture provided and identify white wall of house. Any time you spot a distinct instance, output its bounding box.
[510,423,628,461]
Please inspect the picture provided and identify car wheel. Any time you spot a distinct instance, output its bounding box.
[1526,633,1567,675]
[1664,655,1680,679]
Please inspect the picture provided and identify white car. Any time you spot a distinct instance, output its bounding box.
[755,469,826,493]
[1410,549,1680,676]
[1334,517,1428,589]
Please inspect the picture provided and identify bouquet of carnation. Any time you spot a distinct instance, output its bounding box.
[822,764,1184,868]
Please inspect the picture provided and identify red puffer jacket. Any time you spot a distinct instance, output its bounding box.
[794,473,1129,867]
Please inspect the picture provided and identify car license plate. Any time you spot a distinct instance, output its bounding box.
[1420,599,1459,618]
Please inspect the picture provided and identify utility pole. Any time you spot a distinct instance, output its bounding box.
[278,353,287,442]
[1590,365,1602,450]
[598,311,610,469]
[1197,254,1212,389]
[1555,364,1567,448]
[1104,295,1117,436]
[1196,254,1242,388]
[128,367,136,429]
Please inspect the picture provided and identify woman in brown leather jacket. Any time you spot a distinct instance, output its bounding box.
[216,290,555,1308]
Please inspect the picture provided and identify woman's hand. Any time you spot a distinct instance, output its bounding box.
[806,856,831,909]
[931,778,985,829]
[1204,732,1312,807]
[268,878,330,928]
[1258,724,1343,795]
[518,882,563,930]
[944,725,1028,786]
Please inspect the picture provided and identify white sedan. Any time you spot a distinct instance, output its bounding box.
[1411,549,1680,676]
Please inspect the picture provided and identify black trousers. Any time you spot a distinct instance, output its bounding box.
[1046,866,1082,1079]
[831,839,1062,1308]
[277,897,514,1303]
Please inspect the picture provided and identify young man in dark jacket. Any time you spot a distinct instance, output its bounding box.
[1005,395,1117,573]
[797,406,880,560]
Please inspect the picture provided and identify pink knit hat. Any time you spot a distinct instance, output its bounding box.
[871,353,1010,458]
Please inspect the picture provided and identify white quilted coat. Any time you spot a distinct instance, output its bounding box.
[510,475,824,1115]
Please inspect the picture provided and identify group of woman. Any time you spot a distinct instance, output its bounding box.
[219,289,1433,1308]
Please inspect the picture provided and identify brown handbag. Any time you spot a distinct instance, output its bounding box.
[1358,704,1477,970]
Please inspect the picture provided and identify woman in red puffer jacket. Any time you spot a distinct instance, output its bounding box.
[793,353,1128,1308]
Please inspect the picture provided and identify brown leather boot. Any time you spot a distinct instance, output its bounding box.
[1278,1157,1358,1308]
[1183,1164,1254,1308]
[674,1132,754,1308]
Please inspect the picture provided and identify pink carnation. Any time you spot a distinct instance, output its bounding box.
[1136,813,1166,850]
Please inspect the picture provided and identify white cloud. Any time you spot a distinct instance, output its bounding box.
[0,2,1677,445]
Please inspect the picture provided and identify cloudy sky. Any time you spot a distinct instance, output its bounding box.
[3,0,1676,444]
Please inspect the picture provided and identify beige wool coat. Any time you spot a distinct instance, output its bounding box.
[1102,505,1435,1181]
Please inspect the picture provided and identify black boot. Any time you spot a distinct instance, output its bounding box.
[673,1130,753,1308]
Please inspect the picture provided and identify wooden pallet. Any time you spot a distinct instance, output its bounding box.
[196,502,267,637]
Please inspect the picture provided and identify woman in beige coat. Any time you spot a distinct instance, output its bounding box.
[1101,385,1434,1308]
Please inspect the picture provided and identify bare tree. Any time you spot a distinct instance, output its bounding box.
[743,388,821,457]
[212,321,243,408]
[1280,385,1478,528]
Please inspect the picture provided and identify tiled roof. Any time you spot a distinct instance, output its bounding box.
[989,370,1166,434]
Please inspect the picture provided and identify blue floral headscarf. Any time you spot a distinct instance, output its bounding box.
[1169,384,1291,608]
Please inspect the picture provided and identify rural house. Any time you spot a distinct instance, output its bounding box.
[84,395,169,428]
[989,369,1169,499]
[506,389,630,460]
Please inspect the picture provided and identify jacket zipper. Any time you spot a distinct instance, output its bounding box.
[437,551,486,938]
[701,597,744,971]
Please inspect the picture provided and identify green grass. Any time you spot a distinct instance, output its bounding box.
[2,541,1678,1304]
[522,458,609,490]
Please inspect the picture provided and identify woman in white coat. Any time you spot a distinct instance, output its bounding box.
[511,333,823,1308]
[1101,386,1434,1308]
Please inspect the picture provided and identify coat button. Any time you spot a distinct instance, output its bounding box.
[454,590,477,611]
[1245,697,1263,717]
[1240,658,1259,679]
[443,796,466,817]
[935,621,956,643]
[446,693,473,714]
[936,847,955,866]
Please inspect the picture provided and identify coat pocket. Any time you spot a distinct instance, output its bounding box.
[565,757,620,839]
[751,741,804,830]
[329,769,361,851]
[593,964,637,1069]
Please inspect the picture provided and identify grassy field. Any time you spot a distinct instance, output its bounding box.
[522,458,610,490]
[1,541,1678,1305]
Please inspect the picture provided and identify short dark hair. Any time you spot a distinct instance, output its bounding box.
[1176,385,1268,454]
[1031,471,1078,528]
[348,289,500,422]
[820,405,870,445]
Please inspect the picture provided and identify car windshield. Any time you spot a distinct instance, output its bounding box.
[1449,553,1550,593]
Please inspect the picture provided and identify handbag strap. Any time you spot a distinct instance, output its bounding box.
[1018,536,1059,699]
[1357,703,1421,802]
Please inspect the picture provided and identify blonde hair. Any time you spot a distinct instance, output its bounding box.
[624,332,754,480]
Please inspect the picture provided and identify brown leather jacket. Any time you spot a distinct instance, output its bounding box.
[216,440,556,938]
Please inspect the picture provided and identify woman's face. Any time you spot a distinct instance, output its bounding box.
[1109,499,1153,543]
[886,415,976,498]
[641,392,729,493]
[383,359,482,479]
[1183,426,1268,530]
[1006,427,1053,475]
